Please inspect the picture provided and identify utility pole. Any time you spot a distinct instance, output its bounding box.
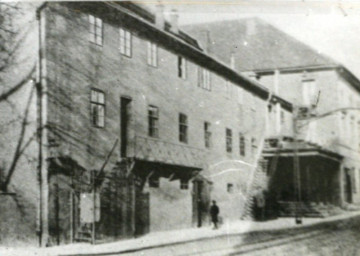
[293,106,302,225]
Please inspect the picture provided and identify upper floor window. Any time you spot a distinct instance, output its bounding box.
[227,183,234,193]
[178,56,186,79]
[148,105,159,138]
[251,137,257,156]
[179,113,188,143]
[358,121,360,151]
[204,122,211,148]
[280,110,285,125]
[90,89,105,127]
[89,14,103,46]
[180,179,189,190]
[226,128,232,153]
[147,41,157,67]
[302,79,317,106]
[198,67,211,90]
[119,28,131,57]
[239,134,246,156]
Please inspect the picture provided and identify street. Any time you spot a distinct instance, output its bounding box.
[106,216,360,256]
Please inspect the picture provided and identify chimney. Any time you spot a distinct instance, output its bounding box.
[155,3,165,29]
[199,30,211,53]
[170,9,179,34]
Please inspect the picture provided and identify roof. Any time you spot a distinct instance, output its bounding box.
[115,2,202,50]
[184,18,338,72]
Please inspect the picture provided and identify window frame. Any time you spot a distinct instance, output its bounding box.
[226,128,232,153]
[147,41,158,67]
[204,122,212,148]
[198,67,211,90]
[148,105,159,138]
[88,14,103,46]
[180,179,189,190]
[179,113,188,143]
[227,183,234,193]
[251,137,257,156]
[90,88,105,128]
[178,56,187,79]
[119,27,132,57]
[239,133,246,156]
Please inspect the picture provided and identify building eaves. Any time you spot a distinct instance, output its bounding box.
[38,2,293,112]
[103,3,293,111]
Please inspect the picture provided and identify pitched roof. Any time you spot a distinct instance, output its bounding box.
[183,18,338,72]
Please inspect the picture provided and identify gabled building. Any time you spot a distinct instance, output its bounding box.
[0,2,292,246]
[186,18,360,214]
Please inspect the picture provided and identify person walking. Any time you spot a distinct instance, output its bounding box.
[210,200,220,229]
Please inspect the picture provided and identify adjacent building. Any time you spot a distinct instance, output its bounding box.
[186,18,360,215]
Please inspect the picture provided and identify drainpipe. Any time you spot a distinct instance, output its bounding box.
[36,5,49,247]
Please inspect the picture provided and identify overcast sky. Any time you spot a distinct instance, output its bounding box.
[142,0,360,77]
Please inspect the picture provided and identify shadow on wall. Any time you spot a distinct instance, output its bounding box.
[0,193,37,246]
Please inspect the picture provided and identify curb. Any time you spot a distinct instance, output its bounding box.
[58,211,360,256]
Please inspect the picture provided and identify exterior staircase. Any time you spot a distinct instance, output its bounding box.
[278,201,344,218]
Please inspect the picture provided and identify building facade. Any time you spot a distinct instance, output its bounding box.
[186,18,360,215]
[0,2,292,246]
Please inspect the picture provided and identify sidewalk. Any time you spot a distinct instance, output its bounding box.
[2,210,360,256]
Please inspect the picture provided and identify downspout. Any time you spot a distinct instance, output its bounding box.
[36,4,49,247]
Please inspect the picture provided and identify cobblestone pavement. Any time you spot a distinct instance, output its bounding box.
[118,215,360,256]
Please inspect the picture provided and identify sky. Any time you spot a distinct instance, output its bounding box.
[141,0,360,77]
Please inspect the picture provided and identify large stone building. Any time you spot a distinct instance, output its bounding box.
[0,2,292,246]
[186,18,360,214]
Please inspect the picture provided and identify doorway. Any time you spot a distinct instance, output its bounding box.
[120,97,132,158]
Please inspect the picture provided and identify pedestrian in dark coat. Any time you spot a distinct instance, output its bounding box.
[210,200,220,229]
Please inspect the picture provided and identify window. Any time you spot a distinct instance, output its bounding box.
[280,110,285,125]
[179,113,188,143]
[251,137,257,156]
[227,183,234,193]
[147,41,157,67]
[148,105,159,138]
[239,134,245,156]
[149,176,159,188]
[198,67,211,90]
[204,122,211,148]
[302,79,317,106]
[90,89,105,127]
[358,122,360,151]
[178,56,186,79]
[89,14,103,46]
[226,128,232,153]
[180,179,188,190]
[119,27,131,57]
